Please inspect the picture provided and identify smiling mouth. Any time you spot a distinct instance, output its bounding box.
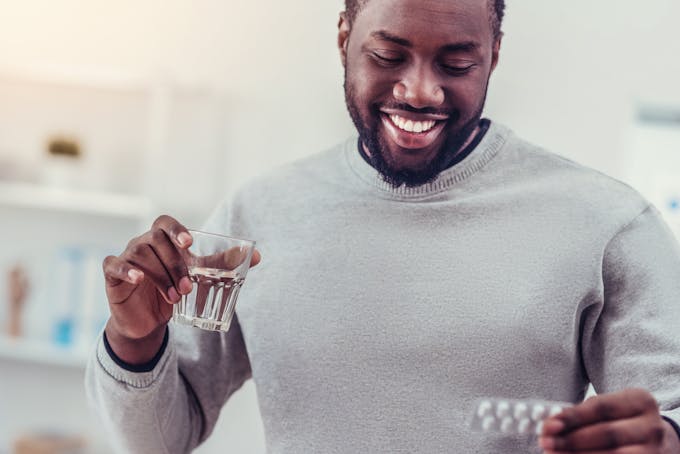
[380,110,448,150]
[388,114,438,134]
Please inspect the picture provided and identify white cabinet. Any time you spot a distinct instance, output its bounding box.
[0,191,149,454]
[0,183,151,356]
[0,181,151,219]
[0,65,228,453]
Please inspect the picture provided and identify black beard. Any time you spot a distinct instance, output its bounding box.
[344,75,486,188]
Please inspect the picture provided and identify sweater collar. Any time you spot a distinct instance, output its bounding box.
[344,120,510,199]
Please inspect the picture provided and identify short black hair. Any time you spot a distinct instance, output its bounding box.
[344,0,506,40]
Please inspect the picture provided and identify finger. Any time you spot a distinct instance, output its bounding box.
[539,413,664,452]
[549,389,658,433]
[543,445,647,454]
[225,247,251,270]
[103,255,144,304]
[151,215,193,249]
[146,227,192,295]
[194,247,256,271]
[125,242,183,303]
[251,249,261,267]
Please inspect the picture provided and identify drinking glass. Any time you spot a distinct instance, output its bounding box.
[172,229,256,332]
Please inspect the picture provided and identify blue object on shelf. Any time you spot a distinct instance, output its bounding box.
[51,246,84,347]
[54,318,74,346]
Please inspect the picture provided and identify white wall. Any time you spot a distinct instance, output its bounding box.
[3,0,679,184]
[485,1,680,179]
[1,1,679,453]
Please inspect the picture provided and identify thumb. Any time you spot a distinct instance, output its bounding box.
[250,249,262,267]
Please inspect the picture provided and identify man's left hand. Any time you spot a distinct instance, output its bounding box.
[538,388,680,453]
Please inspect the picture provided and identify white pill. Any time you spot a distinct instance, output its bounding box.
[535,420,544,436]
[531,404,546,421]
[500,417,515,433]
[496,401,511,418]
[517,418,532,434]
[477,400,493,418]
[513,402,529,419]
[482,416,496,432]
[549,405,563,417]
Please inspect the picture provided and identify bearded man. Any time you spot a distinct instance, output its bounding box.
[87,1,680,452]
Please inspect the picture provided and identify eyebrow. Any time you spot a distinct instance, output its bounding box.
[370,30,480,53]
[371,30,411,47]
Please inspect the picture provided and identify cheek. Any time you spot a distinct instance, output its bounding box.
[350,64,396,103]
[446,78,489,110]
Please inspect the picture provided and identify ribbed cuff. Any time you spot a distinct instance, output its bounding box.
[662,416,680,442]
[103,327,169,373]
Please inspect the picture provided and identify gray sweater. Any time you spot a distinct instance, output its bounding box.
[86,122,680,453]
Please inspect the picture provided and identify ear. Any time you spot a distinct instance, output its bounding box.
[490,33,503,72]
[338,12,351,68]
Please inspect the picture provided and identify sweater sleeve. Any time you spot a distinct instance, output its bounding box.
[84,318,252,453]
[84,195,254,453]
[581,204,680,428]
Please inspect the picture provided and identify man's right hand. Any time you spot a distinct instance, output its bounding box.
[103,216,260,364]
[102,215,194,365]
[102,215,262,365]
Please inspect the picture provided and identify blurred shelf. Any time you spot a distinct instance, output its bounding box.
[0,336,88,369]
[0,64,150,94]
[0,64,219,96]
[0,181,152,219]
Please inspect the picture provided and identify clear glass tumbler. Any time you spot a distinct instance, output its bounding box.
[172,229,256,332]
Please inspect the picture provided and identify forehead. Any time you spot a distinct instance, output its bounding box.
[353,0,491,43]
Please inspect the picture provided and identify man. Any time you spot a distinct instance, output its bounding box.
[86,0,680,452]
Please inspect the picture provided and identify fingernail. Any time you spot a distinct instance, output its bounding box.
[128,269,143,283]
[538,436,555,450]
[168,287,180,302]
[179,277,193,294]
[177,232,192,247]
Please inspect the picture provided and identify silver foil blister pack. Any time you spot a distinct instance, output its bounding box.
[470,398,572,435]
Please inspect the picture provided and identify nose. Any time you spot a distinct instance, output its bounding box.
[393,65,445,109]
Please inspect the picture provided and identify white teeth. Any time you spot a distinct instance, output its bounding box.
[389,114,437,133]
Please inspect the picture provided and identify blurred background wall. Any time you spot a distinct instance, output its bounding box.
[0,1,678,453]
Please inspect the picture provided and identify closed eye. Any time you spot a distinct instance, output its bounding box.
[441,64,475,76]
[370,52,404,67]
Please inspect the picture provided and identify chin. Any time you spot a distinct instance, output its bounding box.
[373,151,443,188]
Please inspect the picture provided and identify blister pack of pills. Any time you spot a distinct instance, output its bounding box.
[470,398,572,435]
